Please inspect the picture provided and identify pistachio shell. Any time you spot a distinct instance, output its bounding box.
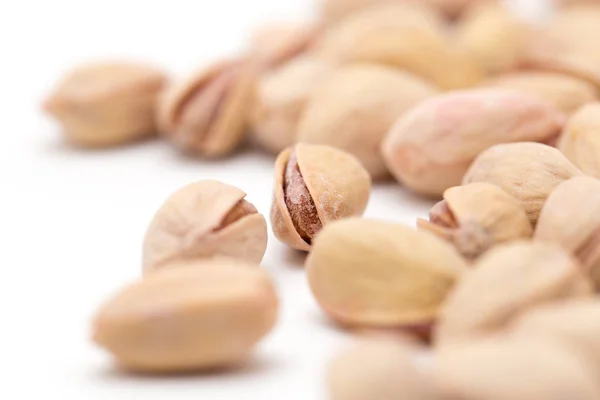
[93,259,278,372]
[418,183,533,259]
[306,218,468,329]
[157,59,256,157]
[436,241,592,346]
[249,56,335,154]
[270,143,371,251]
[248,23,318,69]
[462,142,583,225]
[436,337,600,400]
[297,64,437,179]
[142,180,267,272]
[383,90,565,196]
[535,176,600,288]
[558,103,600,177]
[43,61,167,147]
[485,72,598,116]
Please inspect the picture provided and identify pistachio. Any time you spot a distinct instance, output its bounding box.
[92,258,278,372]
[313,3,484,90]
[435,241,592,346]
[297,64,437,179]
[462,142,583,225]
[436,337,600,400]
[157,59,256,157]
[535,176,600,289]
[485,72,598,116]
[142,179,267,273]
[557,0,600,7]
[249,56,335,154]
[248,23,318,69]
[270,143,371,251]
[382,90,565,197]
[43,61,167,148]
[456,2,530,74]
[418,183,532,259]
[306,218,468,331]
[328,337,436,400]
[558,104,600,177]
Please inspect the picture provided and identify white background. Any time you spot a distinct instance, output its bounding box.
[0,0,550,398]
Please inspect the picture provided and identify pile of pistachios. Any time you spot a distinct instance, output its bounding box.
[43,0,600,398]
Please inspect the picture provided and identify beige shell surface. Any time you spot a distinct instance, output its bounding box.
[435,241,592,346]
[485,72,598,116]
[436,337,600,400]
[249,23,318,69]
[535,176,600,288]
[462,142,583,225]
[297,64,437,180]
[382,90,565,197]
[249,56,336,154]
[306,218,468,327]
[142,179,267,272]
[558,103,600,177]
[93,259,278,372]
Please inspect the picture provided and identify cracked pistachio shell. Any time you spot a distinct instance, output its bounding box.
[92,259,278,372]
[297,64,437,179]
[435,241,592,346]
[142,180,267,273]
[43,61,167,148]
[306,218,468,330]
[485,72,598,116]
[248,22,318,69]
[157,59,257,157]
[328,337,435,400]
[559,104,600,177]
[270,143,371,252]
[456,2,530,74]
[436,337,600,400]
[535,176,600,289]
[383,90,565,196]
[418,183,533,259]
[462,142,583,225]
[313,4,484,90]
[249,56,336,154]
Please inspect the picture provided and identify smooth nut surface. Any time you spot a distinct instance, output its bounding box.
[270,143,371,251]
[383,90,565,196]
[93,259,278,372]
[558,103,600,177]
[462,142,583,225]
[157,59,256,157]
[535,176,600,289]
[306,218,468,329]
[248,23,317,69]
[418,182,533,259]
[436,241,592,346]
[297,64,437,179]
[485,72,598,116]
[142,179,267,272]
[249,56,335,154]
[44,61,167,147]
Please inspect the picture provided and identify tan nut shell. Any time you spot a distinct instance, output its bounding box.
[535,176,600,288]
[249,56,335,154]
[92,259,278,372]
[297,64,437,179]
[157,59,256,157]
[383,90,565,196]
[142,179,267,272]
[43,61,167,147]
[248,23,318,69]
[485,72,598,116]
[271,143,371,252]
[436,337,600,400]
[306,218,468,328]
[418,183,533,259]
[435,241,592,346]
[462,142,583,225]
[328,337,435,400]
[558,103,600,177]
